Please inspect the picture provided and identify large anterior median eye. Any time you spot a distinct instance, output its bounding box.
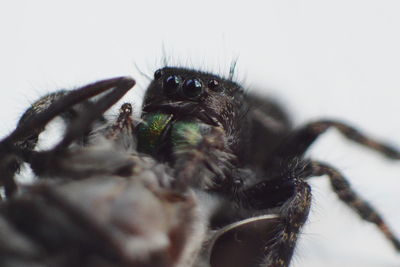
[163,75,182,95]
[182,78,203,99]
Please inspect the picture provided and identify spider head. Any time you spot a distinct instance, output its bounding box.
[142,67,248,142]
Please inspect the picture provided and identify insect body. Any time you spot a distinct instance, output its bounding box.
[0,67,399,267]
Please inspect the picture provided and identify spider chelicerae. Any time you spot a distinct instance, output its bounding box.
[0,67,399,267]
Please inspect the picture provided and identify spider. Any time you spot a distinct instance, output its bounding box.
[0,67,399,267]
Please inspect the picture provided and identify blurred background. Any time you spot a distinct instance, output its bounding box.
[1,1,400,266]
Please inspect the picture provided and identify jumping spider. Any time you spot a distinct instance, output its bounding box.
[0,67,399,267]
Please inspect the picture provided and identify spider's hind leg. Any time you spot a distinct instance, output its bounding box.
[270,120,400,163]
[306,160,400,251]
[263,119,400,251]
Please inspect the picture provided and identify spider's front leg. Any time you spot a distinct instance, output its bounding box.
[262,179,311,267]
[238,161,312,267]
[172,125,235,190]
[174,127,312,267]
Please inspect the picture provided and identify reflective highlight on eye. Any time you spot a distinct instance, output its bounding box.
[208,79,221,92]
[163,75,182,95]
[182,78,203,99]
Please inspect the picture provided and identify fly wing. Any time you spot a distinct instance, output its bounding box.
[201,214,280,267]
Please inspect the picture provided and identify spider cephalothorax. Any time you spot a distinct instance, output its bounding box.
[0,67,399,267]
[138,67,250,163]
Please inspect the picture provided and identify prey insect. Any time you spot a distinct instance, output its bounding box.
[0,67,399,267]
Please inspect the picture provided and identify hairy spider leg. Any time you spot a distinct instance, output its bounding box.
[105,103,134,141]
[171,126,312,267]
[262,119,400,251]
[172,126,234,190]
[271,120,400,161]
[261,177,311,267]
[230,157,311,267]
[307,161,400,251]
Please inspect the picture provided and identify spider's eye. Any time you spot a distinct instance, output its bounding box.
[208,79,221,92]
[154,69,164,80]
[182,78,203,99]
[163,75,182,95]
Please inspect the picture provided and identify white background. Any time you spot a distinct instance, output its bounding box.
[1,1,400,266]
